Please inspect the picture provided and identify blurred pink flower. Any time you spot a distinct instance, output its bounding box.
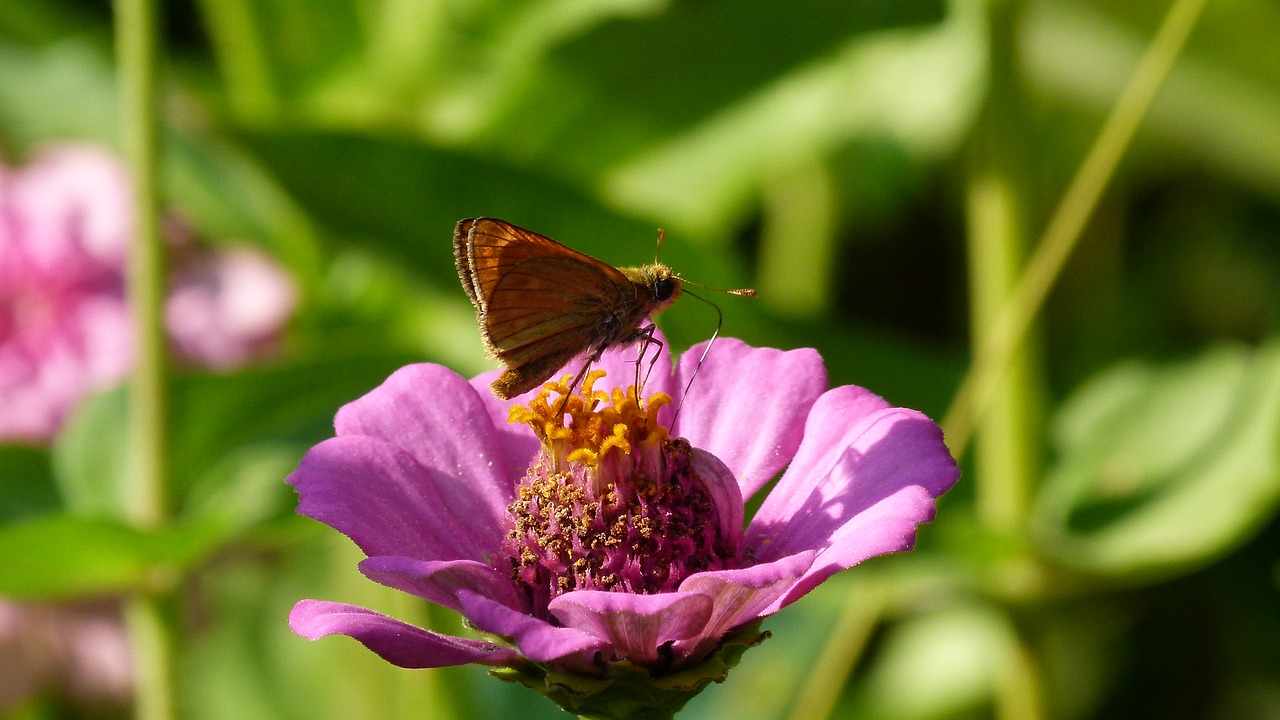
[0,146,135,442]
[0,144,296,443]
[0,600,132,716]
[167,246,297,369]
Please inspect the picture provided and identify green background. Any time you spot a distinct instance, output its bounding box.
[1,0,1278,718]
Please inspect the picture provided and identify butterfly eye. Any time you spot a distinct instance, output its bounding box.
[654,276,677,302]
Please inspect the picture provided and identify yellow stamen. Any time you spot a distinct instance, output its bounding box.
[509,370,671,468]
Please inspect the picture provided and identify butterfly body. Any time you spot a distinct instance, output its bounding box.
[454,217,683,399]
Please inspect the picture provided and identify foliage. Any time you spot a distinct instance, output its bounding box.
[2,0,1279,718]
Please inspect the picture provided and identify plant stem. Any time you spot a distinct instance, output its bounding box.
[964,0,1041,534]
[117,0,167,529]
[783,581,886,720]
[941,0,1211,458]
[116,0,175,717]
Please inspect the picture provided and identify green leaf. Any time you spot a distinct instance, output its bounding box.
[1033,341,1280,580]
[0,444,60,521]
[51,385,129,516]
[239,131,675,281]
[0,513,218,599]
[52,354,413,528]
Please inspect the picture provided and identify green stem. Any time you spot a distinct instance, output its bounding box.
[116,0,175,717]
[783,581,886,720]
[964,0,1041,534]
[117,0,167,529]
[941,0,1211,458]
[124,596,179,720]
[194,0,280,123]
[758,161,837,318]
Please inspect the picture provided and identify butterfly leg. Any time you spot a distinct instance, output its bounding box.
[556,352,604,420]
[631,324,664,397]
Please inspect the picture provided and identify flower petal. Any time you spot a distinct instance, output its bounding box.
[469,369,541,468]
[762,485,938,615]
[747,385,959,560]
[287,436,499,562]
[690,448,744,554]
[289,600,518,668]
[359,557,526,613]
[334,363,516,514]
[455,591,607,666]
[669,340,826,499]
[548,591,713,665]
[673,550,817,661]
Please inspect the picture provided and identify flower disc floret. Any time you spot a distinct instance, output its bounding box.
[501,371,740,618]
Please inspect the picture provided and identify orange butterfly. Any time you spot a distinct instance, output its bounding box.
[454,217,753,400]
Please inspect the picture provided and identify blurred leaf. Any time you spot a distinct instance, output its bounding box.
[0,0,105,44]
[842,603,1012,720]
[1023,0,1280,202]
[501,0,946,160]
[52,385,129,517]
[168,354,416,494]
[241,131,659,272]
[1034,342,1280,580]
[194,0,363,123]
[53,354,413,526]
[0,513,218,599]
[0,445,60,521]
[0,37,326,289]
[588,5,984,235]
[183,442,304,534]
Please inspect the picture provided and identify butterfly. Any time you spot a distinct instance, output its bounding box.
[454,217,753,401]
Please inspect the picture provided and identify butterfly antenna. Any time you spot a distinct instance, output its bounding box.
[670,289,724,427]
[682,278,757,297]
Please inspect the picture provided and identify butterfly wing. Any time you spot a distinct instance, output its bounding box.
[454,218,637,396]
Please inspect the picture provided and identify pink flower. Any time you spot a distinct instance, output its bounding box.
[287,337,959,715]
[0,144,297,443]
[0,600,132,716]
[0,146,134,442]
[166,246,297,369]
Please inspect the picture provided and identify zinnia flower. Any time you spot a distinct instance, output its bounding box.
[0,144,296,443]
[288,336,959,718]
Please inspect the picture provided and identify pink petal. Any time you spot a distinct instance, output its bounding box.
[468,369,541,468]
[287,436,502,562]
[9,145,132,266]
[673,550,817,662]
[334,363,516,518]
[762,485,938,615]
[358,556,526,614]
[668,340,826,499]
[289,600,518,668]
[455,591,607,666]
[690,448,744,553]
[747,385,959,560]
[548,591,713,664]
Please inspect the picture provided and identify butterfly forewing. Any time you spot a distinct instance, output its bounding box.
[459,219,629,305]
[487,259,633,363]
[455,218,651,397]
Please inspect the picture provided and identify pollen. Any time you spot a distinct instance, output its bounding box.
[508,369,672,470]
[496,370,739,621]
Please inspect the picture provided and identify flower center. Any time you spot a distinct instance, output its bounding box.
[499,371,741,619]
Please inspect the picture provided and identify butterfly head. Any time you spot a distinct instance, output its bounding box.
[626,263,684,310]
